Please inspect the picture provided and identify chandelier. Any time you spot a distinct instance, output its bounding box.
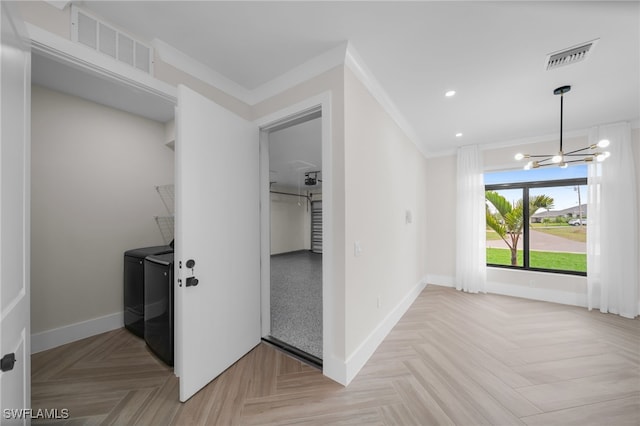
[515,85,610,169]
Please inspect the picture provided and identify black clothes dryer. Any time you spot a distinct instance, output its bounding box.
[144,252,174,366]
[123,245,173,338]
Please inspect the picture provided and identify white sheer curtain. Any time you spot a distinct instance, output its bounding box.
[455,145,486,293]
[587,122,638,318]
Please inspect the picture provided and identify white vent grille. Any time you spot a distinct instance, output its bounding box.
[545,39,598,70]
[71,6,153,74]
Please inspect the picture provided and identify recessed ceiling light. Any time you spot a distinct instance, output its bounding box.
[445,90,456,97]
[455,133,463,138]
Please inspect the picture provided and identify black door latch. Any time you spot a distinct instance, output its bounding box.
[186,277,199,287]
[1,353,16,372]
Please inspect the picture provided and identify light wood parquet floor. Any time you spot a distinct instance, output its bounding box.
[32,286,640,425]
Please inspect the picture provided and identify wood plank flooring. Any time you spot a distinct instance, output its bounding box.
[31,286,640,425]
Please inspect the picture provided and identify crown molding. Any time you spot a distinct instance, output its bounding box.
[424,130,586,159]
[152,39,348,106]
[428,118,639,160]
[151,38,253,104]
[151,37,429,161]
[26,15,427,159]
[425,128,590,159]
[251,42,348,104]
[479,128,589,153]
[344,43,429,159]
[43,1,70,11]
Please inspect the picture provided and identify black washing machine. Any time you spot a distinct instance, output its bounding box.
[144,252,174,366]
[124,245,173,338]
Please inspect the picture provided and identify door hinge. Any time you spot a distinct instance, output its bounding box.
[1,353,16,372]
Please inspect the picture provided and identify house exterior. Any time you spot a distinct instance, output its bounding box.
[532,204,588,223]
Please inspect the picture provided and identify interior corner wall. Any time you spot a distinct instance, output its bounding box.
[31,85,174,334]
[424,154,457,286]
[270,190,310,254]
[343,67,429,359]
[153,60,252,120]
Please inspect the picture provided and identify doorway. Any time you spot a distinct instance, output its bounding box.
[29,51,176,354]
[263,111,323,366]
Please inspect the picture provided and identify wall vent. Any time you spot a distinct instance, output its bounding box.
[71,6,153,74]
[545,39,598,71]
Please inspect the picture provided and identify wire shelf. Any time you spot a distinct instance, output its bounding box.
[155,184,175,215]
[154,215,174,245]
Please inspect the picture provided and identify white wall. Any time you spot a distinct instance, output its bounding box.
[31,85,174,335]
[425,154,457,286]
[343,68,429,360]
[270,188,310,254]
[426,130,640,308]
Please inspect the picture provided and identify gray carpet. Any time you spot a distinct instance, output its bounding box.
[270,250,322,359]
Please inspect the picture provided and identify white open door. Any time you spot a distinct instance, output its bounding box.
[175,85,261,402]
[0,2,31,419]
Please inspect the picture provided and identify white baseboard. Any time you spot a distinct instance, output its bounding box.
[425,273,589,308]
[486,281,588,308]
[31,311,124,354]
[426,274,455,288]
[342,276,428,385]
[322,355,348,386]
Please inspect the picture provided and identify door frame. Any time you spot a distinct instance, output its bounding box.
[255,92,333,365]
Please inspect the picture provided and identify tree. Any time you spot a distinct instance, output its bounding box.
[485,191,554,266]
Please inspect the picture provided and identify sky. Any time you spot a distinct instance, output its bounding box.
[485,164,588,211]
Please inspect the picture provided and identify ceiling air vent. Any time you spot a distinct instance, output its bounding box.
[71,6,153,74]
[545,39,598,71]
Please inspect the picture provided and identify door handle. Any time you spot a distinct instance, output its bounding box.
[186,276,199,287]
[1,353,16,372]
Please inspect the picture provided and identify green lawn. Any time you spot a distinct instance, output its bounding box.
[487,248,586,273]
[532,225,587,243]
[486,230,505,241]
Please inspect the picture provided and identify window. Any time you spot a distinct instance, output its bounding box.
[485,166,587,276]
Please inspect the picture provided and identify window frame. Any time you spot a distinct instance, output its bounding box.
[485,177,587,276]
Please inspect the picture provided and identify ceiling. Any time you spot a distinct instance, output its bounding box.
[268,117,322,191]
[62,1,638,156]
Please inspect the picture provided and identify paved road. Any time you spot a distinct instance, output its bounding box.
[486,229,586,253]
